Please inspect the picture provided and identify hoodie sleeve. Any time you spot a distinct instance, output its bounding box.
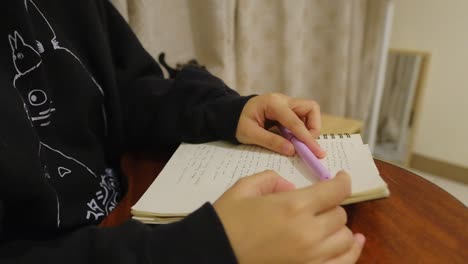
[0,203,237,263]
[99,1,254,151]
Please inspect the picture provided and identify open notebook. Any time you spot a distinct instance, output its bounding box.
[132,134,390,224]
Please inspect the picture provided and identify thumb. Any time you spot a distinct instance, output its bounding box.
[233,170,296,198]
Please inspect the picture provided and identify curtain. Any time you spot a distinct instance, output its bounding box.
[111,0,391,124]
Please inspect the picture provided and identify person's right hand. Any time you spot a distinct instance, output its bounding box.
[213,170,365,264]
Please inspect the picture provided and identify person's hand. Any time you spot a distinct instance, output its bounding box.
[236,93,326,158]
[214,170,365,264]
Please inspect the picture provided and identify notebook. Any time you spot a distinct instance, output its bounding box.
[132,134,390,224]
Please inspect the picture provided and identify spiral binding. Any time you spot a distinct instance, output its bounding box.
[319,133,351,140]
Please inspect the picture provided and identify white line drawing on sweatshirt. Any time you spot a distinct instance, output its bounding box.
[40,143,120,224]
[8,31,42,87]
[7,0,117,227]
[25,0,104,94]
[8,31,53,127]
[57,167,71,178]
[23,0,108,134]
[40,142,98,178]
[86,170,120,221]
[38,142,60,227]
[8,0,108,132]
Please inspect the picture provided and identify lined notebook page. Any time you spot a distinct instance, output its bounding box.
[133,136,385,215]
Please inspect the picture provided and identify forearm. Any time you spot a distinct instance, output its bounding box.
[100,1,252,150]
[122,66,254,151]
[0,203,236,264]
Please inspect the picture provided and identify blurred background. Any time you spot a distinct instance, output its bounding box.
[111,0,467,204]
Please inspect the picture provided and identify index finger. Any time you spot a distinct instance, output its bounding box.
[282,171,351,214]
[273,108,325,158]
[290,99,322,138]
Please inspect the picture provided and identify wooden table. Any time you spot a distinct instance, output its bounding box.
[102,155,468,263]
[347,160,467,263]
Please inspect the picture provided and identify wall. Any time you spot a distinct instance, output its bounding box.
[390,0,468,167]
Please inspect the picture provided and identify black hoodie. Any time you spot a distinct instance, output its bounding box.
[0,0,249,262]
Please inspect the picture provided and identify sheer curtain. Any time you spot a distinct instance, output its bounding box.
[111,0,391,132]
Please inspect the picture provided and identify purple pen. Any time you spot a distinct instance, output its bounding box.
[278,126,331,181]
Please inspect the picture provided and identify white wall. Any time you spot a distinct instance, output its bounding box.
[390,0,468,167]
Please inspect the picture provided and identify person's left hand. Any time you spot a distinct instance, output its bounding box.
[236,93,326,158]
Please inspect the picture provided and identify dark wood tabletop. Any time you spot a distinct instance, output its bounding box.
[102,155,468,263]
[347,160,468,263]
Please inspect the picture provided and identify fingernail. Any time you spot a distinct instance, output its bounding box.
[319,145,326,153]
[312,142,326,158]
[309,129,320,138]
[355,233,366,245]
[282,143,294,156]
[319,149,327,158]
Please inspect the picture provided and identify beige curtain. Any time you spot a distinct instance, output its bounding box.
[111,0,390,124]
